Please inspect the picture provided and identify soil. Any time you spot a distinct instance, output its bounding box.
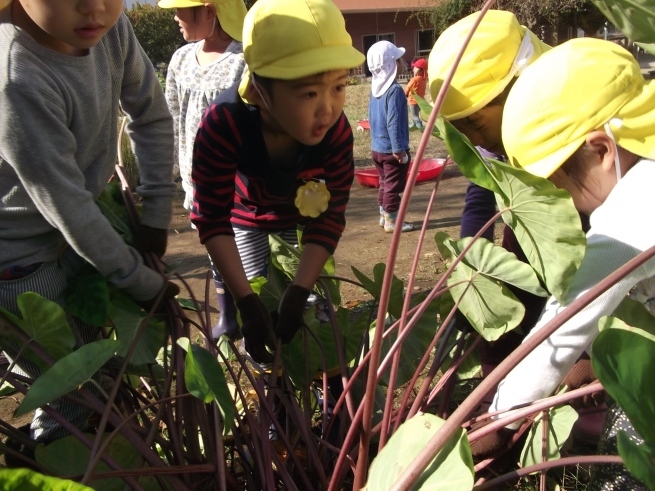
[165,163,470,318]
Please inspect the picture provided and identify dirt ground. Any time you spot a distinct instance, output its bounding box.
[165,162,470,319]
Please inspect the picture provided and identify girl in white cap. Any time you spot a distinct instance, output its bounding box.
[485,37,655,490]
[367,40,415,233]
[158,0,247,339]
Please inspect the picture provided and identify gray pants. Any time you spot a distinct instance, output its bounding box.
[0,248,111,442]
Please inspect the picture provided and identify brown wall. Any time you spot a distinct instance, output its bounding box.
[344,11,430,75]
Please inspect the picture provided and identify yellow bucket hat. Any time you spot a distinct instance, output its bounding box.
[242,0,365,80]
[157,0,247,42]
[502,37,655,178]
[428,10,550,120]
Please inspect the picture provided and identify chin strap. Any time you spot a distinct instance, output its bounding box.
[251,76,273,114]
[604,118,623,183]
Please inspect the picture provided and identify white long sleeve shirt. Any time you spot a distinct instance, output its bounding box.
[490,159,655,426]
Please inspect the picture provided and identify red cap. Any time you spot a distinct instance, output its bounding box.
[411,58,428,71]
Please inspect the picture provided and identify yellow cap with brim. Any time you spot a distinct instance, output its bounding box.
[502,37,655,178]
[157,0,247,42]
[428,10,550,120]
[242,0,365,80]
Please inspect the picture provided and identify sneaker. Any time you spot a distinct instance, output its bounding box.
[379,206,385,227]
[384,212,415,233]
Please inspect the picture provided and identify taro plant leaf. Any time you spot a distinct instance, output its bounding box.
[281,309,328,388]
[440,330,481,380]
[96,183,134,244]
[0,468,93,490]
[352,263,405,319]
[176,297,200,312]
[602,296,655,341]
[492,161,586,303]
[436,233,525,341]
[177,337,235,434]
[590,0,655,46]
[35,433,161,491]
[109,291,166,365]
[436,116,502,194]
[0,292,75,370]
[591,325,655,445]
[413,94,440,138]
[16,339,120,417]
[520,403,579,469]
[616,431,655,488]
[64,264,110,326]
[376,293,441,387]
[365,413,474,490]
[269,234,341,305]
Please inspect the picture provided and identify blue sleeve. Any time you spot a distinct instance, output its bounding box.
[386,85,409,153]
[460,182,497,240]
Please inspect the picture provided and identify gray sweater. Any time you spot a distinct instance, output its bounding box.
[0,11,176,301]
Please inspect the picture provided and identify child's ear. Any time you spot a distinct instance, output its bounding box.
[585,130,615,173]
[204,3,217,21]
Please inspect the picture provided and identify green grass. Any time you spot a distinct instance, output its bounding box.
[343,82,447,169]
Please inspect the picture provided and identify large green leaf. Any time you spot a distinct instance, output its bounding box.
[365,413,474,490]
[64,265,111,326]
[0,293,75,370]
[601,296,655,341]
[16,339,120,417]
[96,182,133,244]
[591,324,655,444]
[352,264,405,319]
[440,330,481,380]
[0,468,93,490]
[177,337,235,434]
[109,291,167,365]
[616,431,655,489]
[591,0,655,45]
[436,233,525,341]
[35,433,161,491]
[492,161,586,303]
[520,403,579,469]
[376,294,441,387]
[436,117,502,194]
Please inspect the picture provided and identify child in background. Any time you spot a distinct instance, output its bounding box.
[159,0,247,340]
[481,38,654,490]
[367,40,415,233]
[191,0,364,363]
[405,58,427,130]
[0,0,177,450]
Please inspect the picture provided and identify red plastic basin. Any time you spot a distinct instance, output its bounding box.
[355,158,446,188]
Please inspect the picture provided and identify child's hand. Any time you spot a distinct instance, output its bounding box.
[137,280,180,313]
[393,151,409,164]
[134,225,168,259]
[237,294,276,364]
[273,285,311,343]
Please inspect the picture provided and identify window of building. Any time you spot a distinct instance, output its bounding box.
[415,29,435,59]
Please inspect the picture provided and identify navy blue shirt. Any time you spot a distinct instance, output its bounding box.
[368,83,409,154]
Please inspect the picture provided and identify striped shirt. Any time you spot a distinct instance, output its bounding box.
[191,84,355,255]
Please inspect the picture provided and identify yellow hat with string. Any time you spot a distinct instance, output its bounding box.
[242,0,364,80]
[157,0,247,42]
[428,10,550,120]
[502,37,655,178]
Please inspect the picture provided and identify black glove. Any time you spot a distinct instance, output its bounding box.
[469,422,516,460]
[137,280,180,313]
[274,285,311,344]
[236,294,276,364]
[560,357,604,409]
[134,225,168,259]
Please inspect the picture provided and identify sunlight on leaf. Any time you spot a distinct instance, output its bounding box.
[365,413,474,490]
[520,404,578,469]
[16,339,120,417]
[177,337,235,434]
[591,0,655,45]
[616,431,655,489]
[0,468,93,490]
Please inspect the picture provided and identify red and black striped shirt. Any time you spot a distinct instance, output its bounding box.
[190,84,354,255]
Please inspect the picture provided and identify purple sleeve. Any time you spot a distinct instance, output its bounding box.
[460,182,497,240]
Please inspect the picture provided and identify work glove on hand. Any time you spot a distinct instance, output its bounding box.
[469,421,517,460]
[273,284,311,344]
[134,225,168,259]
[560,357,604,409]
[137,280,180,313]
[236,293,276,364]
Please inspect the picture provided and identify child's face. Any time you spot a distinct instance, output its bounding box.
[413,66,421,77]
[264,70,348,147]
[16,0,123,55]
[451,105,504,156]
[174,6,214,42]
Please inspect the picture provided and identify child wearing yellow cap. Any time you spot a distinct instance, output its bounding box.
[427,9,553,392]
[158,0,247,340]
[190,0,364,362]
[485,38,655,489]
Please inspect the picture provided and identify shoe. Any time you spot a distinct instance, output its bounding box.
[379,206,385,227]
[384,212,415,233]
[211,280,242,340]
